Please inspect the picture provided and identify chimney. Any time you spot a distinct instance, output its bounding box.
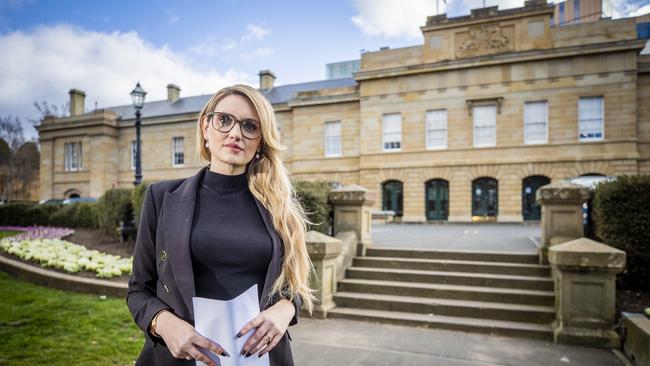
[167,83,181,102]
[69,89,85,116]
[258,70,276,90]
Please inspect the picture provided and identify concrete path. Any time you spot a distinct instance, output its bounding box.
[371,223,541,253]
[290,317,623,366]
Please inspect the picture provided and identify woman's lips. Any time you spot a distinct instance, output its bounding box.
[227,146,242,152]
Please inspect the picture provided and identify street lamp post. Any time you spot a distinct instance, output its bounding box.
[130,82,146,186]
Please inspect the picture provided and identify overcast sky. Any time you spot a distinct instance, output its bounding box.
[1,0,649,141]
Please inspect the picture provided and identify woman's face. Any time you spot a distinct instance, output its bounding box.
[202,94,262,174]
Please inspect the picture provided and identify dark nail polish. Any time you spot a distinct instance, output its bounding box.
[240,350,246,356]
[236,332,242,337]
[222,351,230,357]
[258,353,263,358]
[245,352,251,358]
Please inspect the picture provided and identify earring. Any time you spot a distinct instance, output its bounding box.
[205,139,209,148]
[255,152,260,159]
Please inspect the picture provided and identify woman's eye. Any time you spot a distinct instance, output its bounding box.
[243,121,258,131]
[219,115,232,126]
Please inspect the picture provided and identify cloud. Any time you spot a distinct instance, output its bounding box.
[0,24,253,139]
[350,0,438,39]
[242,23,270,41]
[186,23,273,62]
[629,3,650,17]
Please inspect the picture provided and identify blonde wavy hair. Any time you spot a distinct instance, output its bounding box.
[195,84,315,315]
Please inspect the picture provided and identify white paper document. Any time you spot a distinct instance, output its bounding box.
[192,284,269,366]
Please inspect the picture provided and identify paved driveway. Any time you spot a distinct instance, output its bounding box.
[291,317,623,366]
[370,223,541,253]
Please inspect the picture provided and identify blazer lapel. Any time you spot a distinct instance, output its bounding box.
[161,165,283,320]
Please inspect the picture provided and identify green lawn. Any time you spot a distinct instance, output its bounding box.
[0,230,23,239]
[0,271,144,365]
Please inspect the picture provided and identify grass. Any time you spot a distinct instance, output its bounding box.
[0,230,23,240]
[0,271,144,365]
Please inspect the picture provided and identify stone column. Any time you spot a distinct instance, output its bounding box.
[328,184,375,256]
[304,230,342,318]
[536,181,591,264]
[548,237,626,348]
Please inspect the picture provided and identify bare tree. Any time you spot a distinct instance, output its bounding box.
[30,100,69,127]
[0,116,33,202]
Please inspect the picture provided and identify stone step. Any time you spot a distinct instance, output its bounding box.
[333,291,555,324]
[327,307,553,340]
[353,257,550,277]
[366,248,539,264]
[346,267,554,291]
[337,278,555,306]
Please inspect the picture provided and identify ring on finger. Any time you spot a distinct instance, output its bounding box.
[185,354,192,360]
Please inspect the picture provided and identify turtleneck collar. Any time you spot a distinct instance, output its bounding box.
[202,166,248,192]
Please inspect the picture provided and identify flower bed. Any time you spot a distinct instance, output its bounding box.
[0,226,132,279]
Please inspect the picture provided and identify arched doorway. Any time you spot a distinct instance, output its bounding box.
[472,177,498,221]
[382,180,403,216]
[522,175,550,220]
[425,179,449,220]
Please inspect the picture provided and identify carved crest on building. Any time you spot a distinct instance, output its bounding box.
[456,24,513,58]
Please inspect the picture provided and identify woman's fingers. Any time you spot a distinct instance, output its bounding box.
[257,333,282,358]
[240,322,272,357]
[186,345,218,366]
[194,334,230,358]
[236,313,263,339]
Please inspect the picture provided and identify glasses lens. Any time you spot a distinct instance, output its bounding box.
[241,120,261,138]
[213,113,234,131]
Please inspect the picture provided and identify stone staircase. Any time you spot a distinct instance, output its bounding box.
[328,247,555,340]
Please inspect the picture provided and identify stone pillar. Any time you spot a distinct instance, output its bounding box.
[536,181,591,264]
[304,230,342,318]
[328,184,375,256]
[549,237,626,348]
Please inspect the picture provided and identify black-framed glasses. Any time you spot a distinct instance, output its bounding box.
[206,111,261,139]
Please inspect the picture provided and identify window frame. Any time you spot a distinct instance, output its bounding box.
[578,96,605,142]
[324,120,342,157]
[472,105,497,148]
[171,136,185,167]
[523,100,549,145]
[382,113,402,152]
[425,109,448,150]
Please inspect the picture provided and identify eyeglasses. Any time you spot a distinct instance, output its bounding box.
[206,112,261,139]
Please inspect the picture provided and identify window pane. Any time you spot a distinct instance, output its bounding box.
[473,106,496,146]
[426,109,447,148]
[383,114,401,150]
[524,101,547,143]
[579,97,603,141]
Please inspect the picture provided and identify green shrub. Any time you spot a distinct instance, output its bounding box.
[25,205,55,226]
[50,205,78,228]
[0,203,31,225]
[74,202,98,228]
[131,181,152,229]
[592,174,650,291]
[0,203,61,226]
[293,180,332,235]
[97,188,134,236]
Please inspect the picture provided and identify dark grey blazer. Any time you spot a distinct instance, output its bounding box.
[127,165,300,366]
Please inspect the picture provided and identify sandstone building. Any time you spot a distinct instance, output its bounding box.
[37,0,650,223]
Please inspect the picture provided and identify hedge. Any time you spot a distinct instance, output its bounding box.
[96,188,134,236]
[592,174,650,291]
[294,180,333,235]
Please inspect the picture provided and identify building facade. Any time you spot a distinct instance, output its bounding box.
[37,0,650,223]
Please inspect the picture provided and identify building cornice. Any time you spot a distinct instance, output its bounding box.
[287,92,360,108]
[421,5,554,33]
[354,39,647,82]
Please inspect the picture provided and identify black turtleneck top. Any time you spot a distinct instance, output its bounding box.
[189,168,273,302]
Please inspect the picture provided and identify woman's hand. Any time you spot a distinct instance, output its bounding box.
[237,299,295,358]
[155,310,230,366]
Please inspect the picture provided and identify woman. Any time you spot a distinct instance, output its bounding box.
[127,84,315,366]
